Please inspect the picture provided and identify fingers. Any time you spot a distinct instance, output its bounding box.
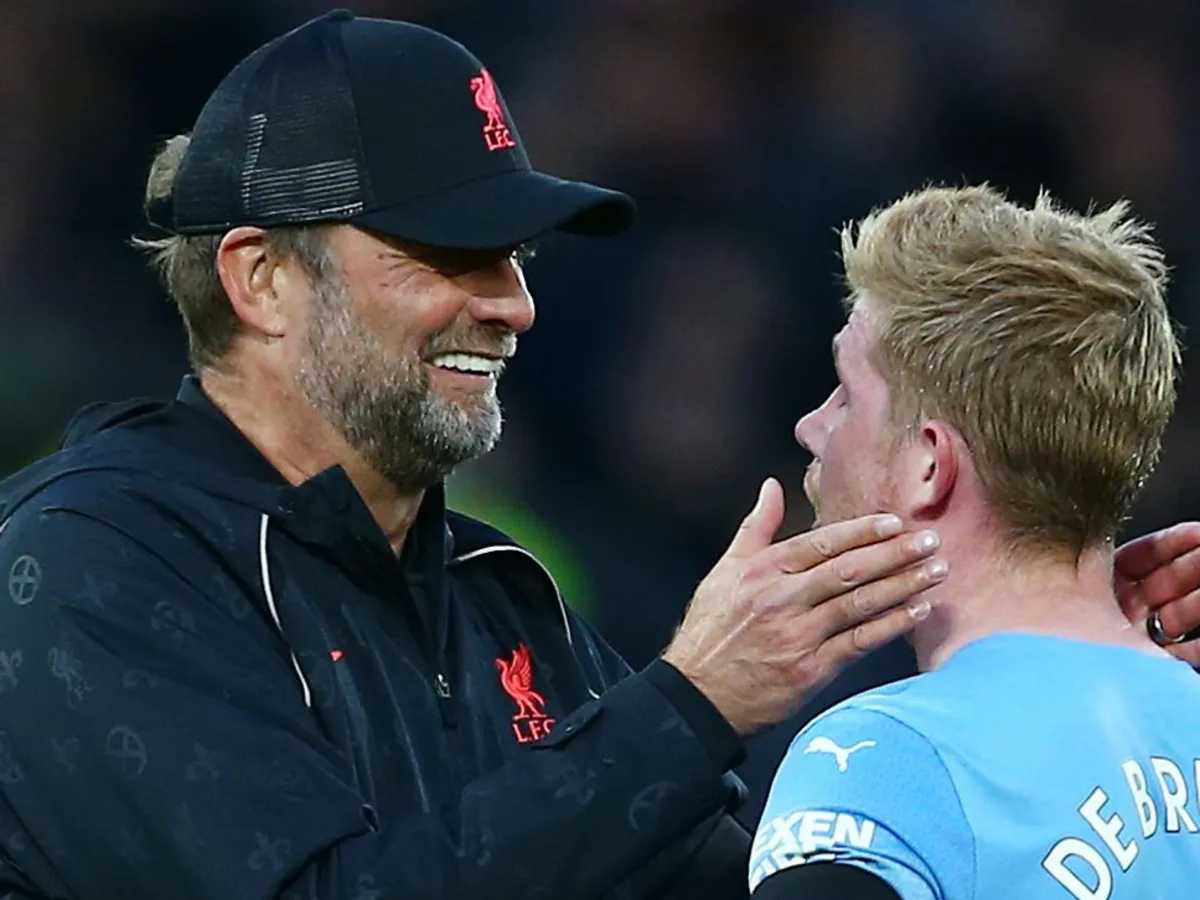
[802,556,947,638]
[1114,522,1200,581]
[725,478,786,559]
[1131,545,1200,614]
[818,594,932,669]
[1150,592,1200,645]
[1167,641,1200,668]
[761,513,907,575]
[758,528,943,611]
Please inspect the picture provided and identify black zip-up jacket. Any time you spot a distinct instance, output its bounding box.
[0,378,750,900]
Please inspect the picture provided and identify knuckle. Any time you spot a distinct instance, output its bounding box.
[847,585,874,617]
[1174,522,1200,542]
[851,623,873,654]
[739,558,769,588]
[789,653,822,688]
[908,564,933,589]
[749,585,781,615]
[808,531,836,562]
[832,558,861,586]
[899,537,924,563]
[838,592,863,625]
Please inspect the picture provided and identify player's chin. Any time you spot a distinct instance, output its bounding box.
[803,486,823,527]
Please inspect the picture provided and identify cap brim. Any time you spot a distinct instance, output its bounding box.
[350,169,635,250]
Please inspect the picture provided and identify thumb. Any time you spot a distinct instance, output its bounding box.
[726,477,785,558]
[1113,574,1147,622]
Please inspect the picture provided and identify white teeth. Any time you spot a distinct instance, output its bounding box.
[429,352,504,376]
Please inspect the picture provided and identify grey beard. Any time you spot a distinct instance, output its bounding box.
[297,278,503,492]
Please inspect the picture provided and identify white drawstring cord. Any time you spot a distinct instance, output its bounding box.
[452,546,602,700]
[259,514,313,708]
[257,521,594,706]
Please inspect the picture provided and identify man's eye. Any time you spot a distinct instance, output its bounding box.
[415,243,536,275]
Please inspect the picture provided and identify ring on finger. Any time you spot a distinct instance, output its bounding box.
[1148,611,1185,646]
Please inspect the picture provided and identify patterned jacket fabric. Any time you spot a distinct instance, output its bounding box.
[0,377,747,900]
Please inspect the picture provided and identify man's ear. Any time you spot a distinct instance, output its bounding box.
[900,419,961,523]
[215,227,293,340]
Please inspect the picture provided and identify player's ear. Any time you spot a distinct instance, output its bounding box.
[216,227,297,341]
[899,419,960,523]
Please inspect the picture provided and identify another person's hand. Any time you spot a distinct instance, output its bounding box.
[662,478,947,735]
[1115,522,1200,666]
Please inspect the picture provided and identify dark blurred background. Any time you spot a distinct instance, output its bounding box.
[5,0,1199,824]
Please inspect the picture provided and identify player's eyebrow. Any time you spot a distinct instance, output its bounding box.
[831,333,854,390]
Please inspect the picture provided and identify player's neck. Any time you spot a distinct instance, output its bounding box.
[911,532,1163,671]
[200,366,424,555]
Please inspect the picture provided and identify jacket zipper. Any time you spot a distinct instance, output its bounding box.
[399,558,457,727]
[435,672,451,698]
[428,566,456,727]
[432,666,456,729]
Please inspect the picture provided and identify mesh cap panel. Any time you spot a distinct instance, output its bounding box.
[173,14,371,232]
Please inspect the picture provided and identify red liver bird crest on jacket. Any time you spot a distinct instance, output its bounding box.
[496,644,546,718]
[469,68,517,152]
[496,644,555,743]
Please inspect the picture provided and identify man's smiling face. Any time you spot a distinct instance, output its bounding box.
[295,225,536,490]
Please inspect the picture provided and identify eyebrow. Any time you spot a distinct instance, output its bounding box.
[831,334,849,383]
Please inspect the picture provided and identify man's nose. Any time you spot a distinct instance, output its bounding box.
[464,259,536,335]
[795,408,822,454]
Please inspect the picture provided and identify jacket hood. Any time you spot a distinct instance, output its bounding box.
[0,383,527,563]
[59,397,167,449]
[1,395,283,525]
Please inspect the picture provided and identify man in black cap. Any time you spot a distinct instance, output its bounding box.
[0,11,1196,900]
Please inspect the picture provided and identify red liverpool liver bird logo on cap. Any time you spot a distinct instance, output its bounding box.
[469,68,517,152]
[496,643,555,743]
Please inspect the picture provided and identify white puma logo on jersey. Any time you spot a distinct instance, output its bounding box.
[803,736,876,772]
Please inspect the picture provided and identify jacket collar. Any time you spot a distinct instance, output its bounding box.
[4,375,514,570]
[175,375,293,486]
[176,376,454,565]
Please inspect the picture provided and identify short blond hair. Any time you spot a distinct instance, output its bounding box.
[841,185,1178,553]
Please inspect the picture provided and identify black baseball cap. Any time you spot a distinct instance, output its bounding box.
[147,9,635,249]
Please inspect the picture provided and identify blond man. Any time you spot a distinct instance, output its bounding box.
[750,187,1200,900]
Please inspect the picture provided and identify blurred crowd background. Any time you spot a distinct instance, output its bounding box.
[6,0,1200,822]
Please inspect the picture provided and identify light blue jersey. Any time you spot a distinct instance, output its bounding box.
[752,634,1200,899]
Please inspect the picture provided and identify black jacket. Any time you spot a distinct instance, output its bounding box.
[0,378,749,900]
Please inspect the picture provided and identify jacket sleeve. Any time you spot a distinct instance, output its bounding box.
[0,507,745,900]
[751,863,902,900]
[568,613,751,900]
[628,810,752,900]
